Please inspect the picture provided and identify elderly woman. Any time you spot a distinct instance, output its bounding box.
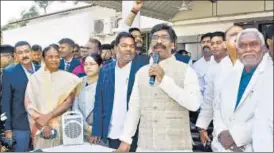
[72,53,103,141]
[25,44,82,149]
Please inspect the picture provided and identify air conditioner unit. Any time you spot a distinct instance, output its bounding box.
[62,111,84,146]
[93,17,117,36]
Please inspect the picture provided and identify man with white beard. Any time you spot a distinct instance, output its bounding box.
[212,28,269,152]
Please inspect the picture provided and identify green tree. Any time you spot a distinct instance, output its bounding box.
[21,5,40,19]
[2,5,40,31]
[34,1,53,14]
[20,5,40,26]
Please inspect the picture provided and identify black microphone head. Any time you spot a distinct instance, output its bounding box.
[152,52,160,64]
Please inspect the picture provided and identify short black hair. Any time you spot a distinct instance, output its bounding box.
[88,38,102,51]
[150,23,177,43]
[42,44,59,58]
[14,41,31,49]
[58,38,75,48]
[101,44,112,50]
[129,27,141,34]
[32,44,42,52]
[115,32,135,46]
[74,43,80,49]
[74,43,80,52]
[82,53,103,66]
[211,31,225,41]
[266,24,274,40]
[110,40,115,49]
[201,32,212,42]
[0,44,14,55]
[49,43,59,50]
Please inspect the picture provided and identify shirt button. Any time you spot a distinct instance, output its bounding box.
[154,120,158,123]
[154,93,158,96]
[154,106,157,109]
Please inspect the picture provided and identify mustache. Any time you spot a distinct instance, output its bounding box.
[153,44,166,50]
[22,56,30,60]
[136,40,143,44]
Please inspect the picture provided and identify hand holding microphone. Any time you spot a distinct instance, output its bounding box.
[149,53,165,85]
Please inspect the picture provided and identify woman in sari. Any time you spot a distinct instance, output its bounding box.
[24,44,82,149]
[72,53,103,141]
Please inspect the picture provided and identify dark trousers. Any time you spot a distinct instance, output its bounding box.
[13,130,31,152]
[108,138,137,152]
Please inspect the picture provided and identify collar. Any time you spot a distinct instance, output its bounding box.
[22,63,35,73]
[242,65,257,76]
[115,61,132,70]
[64,57,73,63]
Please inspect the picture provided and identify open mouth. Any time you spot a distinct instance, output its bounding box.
[153,45,166,52]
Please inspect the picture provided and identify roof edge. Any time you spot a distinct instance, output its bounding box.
[9,4,96,24]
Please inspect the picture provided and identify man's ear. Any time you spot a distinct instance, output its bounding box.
[267,38,272,47]
[172,43,175,50]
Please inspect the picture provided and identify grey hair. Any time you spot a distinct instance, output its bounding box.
[236,28,265,49]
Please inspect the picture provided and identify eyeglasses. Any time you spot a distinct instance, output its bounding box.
[151,35,171,42]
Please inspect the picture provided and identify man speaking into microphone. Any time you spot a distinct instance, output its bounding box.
[115,23,201,152]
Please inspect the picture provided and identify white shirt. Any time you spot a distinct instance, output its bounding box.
[196,56,233,129]
[64,57,73,71]
[108,61,132,139]
[192,56,214,96]
[252,60,273,152]
[119,56,201,147]
[22,63,36,79]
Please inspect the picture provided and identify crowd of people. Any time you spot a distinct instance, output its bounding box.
[0,1,273,152]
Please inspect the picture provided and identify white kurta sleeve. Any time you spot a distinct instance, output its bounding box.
[252,74,273,152]
[252,104,273,152]
[196,74,214,129]
[213,93,228,137]
[119,72,141,145]
[229,119,253,147]
[159,67,201,112]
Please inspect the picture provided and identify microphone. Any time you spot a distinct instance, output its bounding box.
[149,53,160,86]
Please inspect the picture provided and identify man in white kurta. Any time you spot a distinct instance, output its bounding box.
[116,24,201,152]
[195,31,231,142]
[196,26,244,144]
[212,28,269,152]
[192,33,213,95]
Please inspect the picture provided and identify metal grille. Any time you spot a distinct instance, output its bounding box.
[64,122,82,139]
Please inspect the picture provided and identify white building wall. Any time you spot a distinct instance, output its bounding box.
[2,6,168,47]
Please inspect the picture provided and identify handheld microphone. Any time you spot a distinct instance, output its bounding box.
[149,53,160,86]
